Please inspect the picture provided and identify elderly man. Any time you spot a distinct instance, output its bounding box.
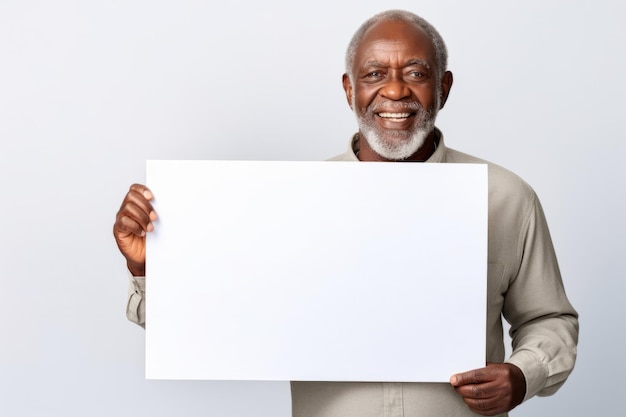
[114,9,578,417]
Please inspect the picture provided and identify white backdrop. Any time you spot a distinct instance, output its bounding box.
[1,0,623,416]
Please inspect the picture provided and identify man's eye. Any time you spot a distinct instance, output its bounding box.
[409,71,425,78]
[366,71,383,78]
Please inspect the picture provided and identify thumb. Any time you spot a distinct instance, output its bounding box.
[450,368,484,386]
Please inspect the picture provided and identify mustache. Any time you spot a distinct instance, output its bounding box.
[368,100,426,113]
[362,101,434,127]
[363,100,433,120]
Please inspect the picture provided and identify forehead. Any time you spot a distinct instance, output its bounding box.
[354,19,436,68]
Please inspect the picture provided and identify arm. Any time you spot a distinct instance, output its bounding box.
[502,194,578,399]
[451,193,578,415]
[114,184,156,326]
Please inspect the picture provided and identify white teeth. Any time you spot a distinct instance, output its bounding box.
[378,112,411,118]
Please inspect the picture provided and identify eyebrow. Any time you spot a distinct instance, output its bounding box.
[363,60,386,68]
[406,59,430,68]
[363,59,431,68]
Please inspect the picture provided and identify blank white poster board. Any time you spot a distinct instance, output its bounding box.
[145,161,487,382]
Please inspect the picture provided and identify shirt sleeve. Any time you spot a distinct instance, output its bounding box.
[126,272,146,328]
[503,193,579,401]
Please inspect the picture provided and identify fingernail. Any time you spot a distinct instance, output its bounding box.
[147,223,154,233]
[450,376,457,384]
[143,190,153,200]
[149,211,157,220]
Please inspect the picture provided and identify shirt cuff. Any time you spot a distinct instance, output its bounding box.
[506,350,548,402]
[126,272,146,327]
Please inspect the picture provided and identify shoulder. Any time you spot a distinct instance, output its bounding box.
[445,147,538,211]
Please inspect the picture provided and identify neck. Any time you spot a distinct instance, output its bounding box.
[357,130,438,162]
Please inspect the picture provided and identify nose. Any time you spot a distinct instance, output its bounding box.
[379,72,411,101]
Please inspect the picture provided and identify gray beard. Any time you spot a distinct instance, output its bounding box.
[355,99,438,161]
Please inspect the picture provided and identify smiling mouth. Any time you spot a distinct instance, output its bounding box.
[377,112,413,120]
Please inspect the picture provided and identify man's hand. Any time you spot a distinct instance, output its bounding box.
[449,363,526,416]
[113,184,157,276]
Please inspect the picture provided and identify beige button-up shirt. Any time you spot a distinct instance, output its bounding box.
[126,131,578,417]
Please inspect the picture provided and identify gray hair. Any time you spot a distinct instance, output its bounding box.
[345,10,448,81]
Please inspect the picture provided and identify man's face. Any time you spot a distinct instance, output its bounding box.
[343,20,451,161]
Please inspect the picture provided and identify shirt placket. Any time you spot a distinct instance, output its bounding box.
[382,382,404,417]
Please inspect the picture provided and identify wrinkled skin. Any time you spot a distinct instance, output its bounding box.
[342,19,452,162]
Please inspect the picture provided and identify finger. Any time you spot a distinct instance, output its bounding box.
[123,184,157,217]
[116,211,150,237]
[129,183,154,201]
[115,197,155,236]
[453,379,501,399]
[450,367,491,386]
[122,188,157,221]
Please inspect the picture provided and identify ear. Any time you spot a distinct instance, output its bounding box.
[438,71,453,109]
[342,73,354,110]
